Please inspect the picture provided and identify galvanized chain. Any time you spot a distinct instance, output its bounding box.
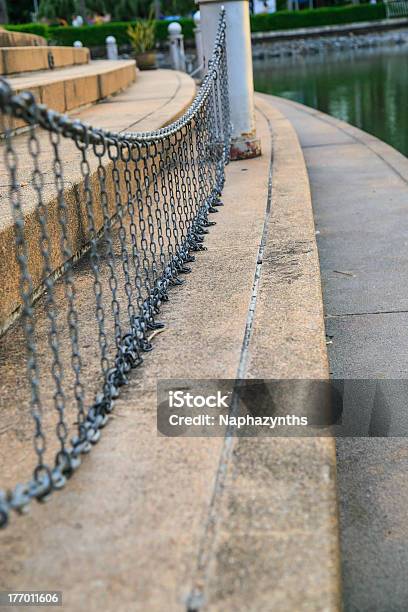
[48,125,87,482]
[0,9,230,527]
[28,119,75,494]
[1,113,51,519]
[110,143,143,369]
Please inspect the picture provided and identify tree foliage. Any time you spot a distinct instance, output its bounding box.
[6,0,36,23]
[37,0,150,21]
[112,0,150,21]
[38,0,76,21]
[161,0,195,16]
[37,0,195,22]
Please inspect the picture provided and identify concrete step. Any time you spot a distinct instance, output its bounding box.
[0,46,90,76]
[0,27,46,47]
[4,59,137,131]
[0,69,195,332]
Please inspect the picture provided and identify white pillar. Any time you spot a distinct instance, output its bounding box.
[168,22,186,72]
[197,0,261,160]
[194,10,204,76]
[106,36,118,60]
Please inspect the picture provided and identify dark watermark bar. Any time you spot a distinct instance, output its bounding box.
[0,592,62,606]
[157,379,408,437]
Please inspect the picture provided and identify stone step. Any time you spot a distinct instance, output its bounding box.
[0,27,46,47]
[0,46,90,75]
[4,59,137,131]
[0,69,195,332]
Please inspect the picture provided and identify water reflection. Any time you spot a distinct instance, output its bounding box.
[253,45,408,156]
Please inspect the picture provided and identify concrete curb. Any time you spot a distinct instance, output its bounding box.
[250,95,329,378]
[200,96,342,611]
[0,46,90,75]
[251,16,408,43]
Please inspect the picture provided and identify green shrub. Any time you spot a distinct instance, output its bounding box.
[49,22,132,46]
[48,18,194,47]
[250,4,386,32]
[127,18,155,54]
[4,23,49,38]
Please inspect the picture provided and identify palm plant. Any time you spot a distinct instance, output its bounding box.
[126,12,155,55]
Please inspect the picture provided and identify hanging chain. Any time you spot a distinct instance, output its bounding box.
[0,9,230,528]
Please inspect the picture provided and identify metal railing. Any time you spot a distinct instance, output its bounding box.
[0,10,230,528]
[385,0,408,17]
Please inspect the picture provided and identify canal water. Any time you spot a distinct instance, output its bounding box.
[253,44,408,158]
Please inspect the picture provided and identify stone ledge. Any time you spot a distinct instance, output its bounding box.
[248,96,329,379]
[202,95,341,612]
[251,16,408,43]
[0,46,90,76]
[3,60,137,131]
[0,28,46,48]
[0,69,195,331]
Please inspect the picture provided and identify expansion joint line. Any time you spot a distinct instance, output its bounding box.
[185,104,274,612]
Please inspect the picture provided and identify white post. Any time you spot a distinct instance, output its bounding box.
[194,10,204,76]
[197,0,261,160]
[106,35,118,61]
[73,40,83,48]
[179,35,186,72]
[33,0,39,21]
[168,22,186,72]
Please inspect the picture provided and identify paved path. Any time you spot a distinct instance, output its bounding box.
[261,94,408,612]
[0,90,340,611]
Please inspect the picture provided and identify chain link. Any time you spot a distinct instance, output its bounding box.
[0,9,230,528]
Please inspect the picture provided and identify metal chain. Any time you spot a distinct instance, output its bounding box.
[28,121,70,490]
[1,112,51,523]
[0,9,230,528]
[49,127,86,470]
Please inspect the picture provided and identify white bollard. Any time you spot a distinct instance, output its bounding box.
[196,0,261,159]
[194,10,204,76]
[106,35,118,61]
[168,22,186,72]
[73,40,83,48]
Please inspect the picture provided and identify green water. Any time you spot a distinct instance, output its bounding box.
[253,45,408,157]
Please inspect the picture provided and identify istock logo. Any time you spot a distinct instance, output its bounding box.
[168,390,231,409]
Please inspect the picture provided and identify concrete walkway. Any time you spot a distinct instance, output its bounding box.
[260,94,408,612]
[0,89,340,610]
